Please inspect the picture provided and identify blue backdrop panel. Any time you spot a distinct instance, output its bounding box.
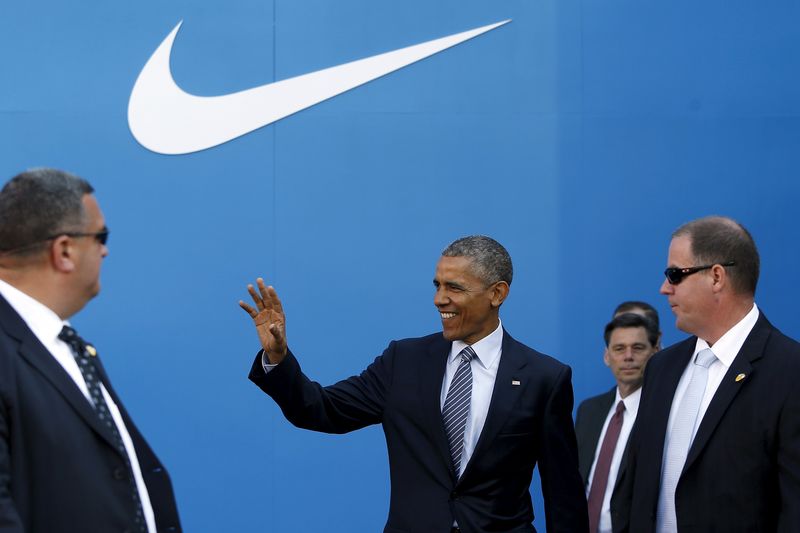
[1,1,798,531]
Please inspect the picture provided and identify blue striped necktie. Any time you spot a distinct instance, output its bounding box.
[442,345,476,477]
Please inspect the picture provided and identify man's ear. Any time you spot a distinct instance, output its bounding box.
[710,263,728,294]
[603,349,611,367]
[489,281,510,308]
[49,236,76,273]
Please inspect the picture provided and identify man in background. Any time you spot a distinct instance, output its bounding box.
[0,168,181,532]
[612,301,662,350]
[575,309,659,533]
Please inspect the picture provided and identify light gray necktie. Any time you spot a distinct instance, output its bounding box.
[656,347,717,533]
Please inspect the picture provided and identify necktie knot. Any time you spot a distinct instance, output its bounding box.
[59,325,88,355]
[459,346,476,364]
[695,348,717,369]
[615,399,626,416]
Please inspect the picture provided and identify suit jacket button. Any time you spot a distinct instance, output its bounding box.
[450,491,458,500]
[113,467,126,480]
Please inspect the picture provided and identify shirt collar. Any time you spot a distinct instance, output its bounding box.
[694,303,759,368]
[0,278,67,346]
[449,319,504,369]
[615,386,642,419]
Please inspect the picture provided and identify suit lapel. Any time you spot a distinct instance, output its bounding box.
[420,335,455,480]
[683,315,770,473]
[0,296,122,453]
[460,330,528,482]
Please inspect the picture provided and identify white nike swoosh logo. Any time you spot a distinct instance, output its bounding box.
[128,20,510,155]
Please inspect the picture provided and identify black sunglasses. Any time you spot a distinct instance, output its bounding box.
[664,261,735,285]
[59,229,110,246]
[0,228,109,255]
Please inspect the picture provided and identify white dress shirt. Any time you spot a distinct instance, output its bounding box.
[440,320,503,476]
[665,304,759,444]
[667,304,759,442]
[0,279,156,533]
[586,387,641,533]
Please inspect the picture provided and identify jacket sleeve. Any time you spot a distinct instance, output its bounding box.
[248,343,395,434]
[539,365,590,533]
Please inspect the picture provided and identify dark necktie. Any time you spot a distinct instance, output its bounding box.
[442,345,476,477]
[59,325,147,533]
[587,399,625,533]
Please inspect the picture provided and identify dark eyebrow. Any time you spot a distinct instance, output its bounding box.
[433,279,467,290]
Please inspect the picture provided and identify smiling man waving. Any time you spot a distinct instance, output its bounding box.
[241,235,588,533]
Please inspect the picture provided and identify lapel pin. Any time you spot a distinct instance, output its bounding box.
[511,380,521,386]
[86,345,97,357]
[735,373,746,382]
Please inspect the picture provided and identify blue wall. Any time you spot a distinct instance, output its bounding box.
[2,1,798,531]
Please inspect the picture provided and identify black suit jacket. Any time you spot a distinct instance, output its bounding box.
[575,387,617,486]
[249,330,589,533]
[616,313,800,533]
[575,387,631,533]
[0,295,181,532]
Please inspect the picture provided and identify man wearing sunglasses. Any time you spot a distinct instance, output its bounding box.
[615,216,800,533]
[0,168,181,532]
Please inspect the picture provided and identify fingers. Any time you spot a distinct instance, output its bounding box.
[242,277,282,317]
[257,277,270,305]
[238,300,257,317]
[266,285,285,317]
[270,322,287,347]
[247,283,264,310]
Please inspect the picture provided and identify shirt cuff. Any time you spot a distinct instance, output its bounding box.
[260,349,278,373]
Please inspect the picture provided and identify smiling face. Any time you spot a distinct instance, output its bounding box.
[604,326,657,397]
[433,255,507,345]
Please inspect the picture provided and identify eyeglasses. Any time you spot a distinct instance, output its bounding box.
[664,261,735,285]
[0,228,110,255]
[57,229,110,246]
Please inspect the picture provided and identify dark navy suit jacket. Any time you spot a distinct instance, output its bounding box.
[249,330,589,533]
[615,313,800,533]
[0,295,181,532]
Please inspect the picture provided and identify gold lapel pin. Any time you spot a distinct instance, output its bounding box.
[86,345,97,357]
[735,373,746,382]
[511,380,521,386]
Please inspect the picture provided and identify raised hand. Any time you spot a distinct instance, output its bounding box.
[239,277,288,364]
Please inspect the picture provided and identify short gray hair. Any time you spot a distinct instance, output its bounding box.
[442,235,513,286]
[0,168,94,256]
